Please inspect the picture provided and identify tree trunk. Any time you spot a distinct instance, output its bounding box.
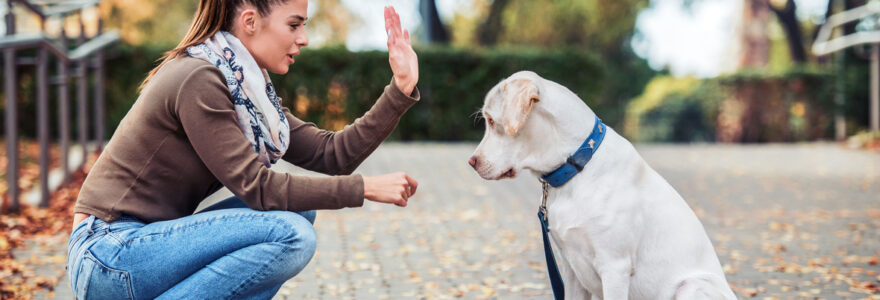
[738,0,772,68]
[769,0,807,63]
[477,0,510,46]
[419,0,450,44]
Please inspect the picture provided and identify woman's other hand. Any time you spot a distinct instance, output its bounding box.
[384,6,418,96]
[363,172,418,207]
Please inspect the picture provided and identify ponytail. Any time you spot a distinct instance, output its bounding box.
[139,0,226,91]
[139,0,285,91]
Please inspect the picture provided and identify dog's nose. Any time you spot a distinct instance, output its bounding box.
[468,156,478,169]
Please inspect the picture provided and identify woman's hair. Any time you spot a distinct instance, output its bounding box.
[139,0,287,91]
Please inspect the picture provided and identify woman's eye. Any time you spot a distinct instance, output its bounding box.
[290,24,300,30]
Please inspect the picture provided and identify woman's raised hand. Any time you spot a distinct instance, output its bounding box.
[363,172,418,207]
[384,6,419,96]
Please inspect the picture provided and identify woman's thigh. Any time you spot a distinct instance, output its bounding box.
[108,208,316,299]
[198,195,317,224]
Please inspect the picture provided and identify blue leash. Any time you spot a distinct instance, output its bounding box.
[539,198,565,300]
[537,116,606,300]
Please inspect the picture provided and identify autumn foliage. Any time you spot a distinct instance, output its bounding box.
[0,147,96,299]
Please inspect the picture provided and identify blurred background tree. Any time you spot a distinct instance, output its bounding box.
[627,0,872,143]
[469,0,647,55]
[100,0,198,47]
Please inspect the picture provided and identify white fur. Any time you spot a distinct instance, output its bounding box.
[470,71,736,300]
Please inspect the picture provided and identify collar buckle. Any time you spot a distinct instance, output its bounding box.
[566,156,583,171]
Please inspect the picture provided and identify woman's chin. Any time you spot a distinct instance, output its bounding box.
[268,64,290,75]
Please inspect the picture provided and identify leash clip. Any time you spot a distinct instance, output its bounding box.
[539,180,550,222]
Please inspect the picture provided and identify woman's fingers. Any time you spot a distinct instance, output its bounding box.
[395,172,415,205]
[392,7,402,36]
[384,6,402,39]
[405,174,418,197]
[399,189,408,207]
[384,6,393,37]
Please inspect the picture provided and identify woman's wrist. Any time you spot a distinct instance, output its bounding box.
[394,75,416,96]
[362,176,375,200]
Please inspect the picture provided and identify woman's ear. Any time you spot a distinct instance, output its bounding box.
[239,8,258,35]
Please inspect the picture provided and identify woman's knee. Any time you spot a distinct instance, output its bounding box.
[263,212,317,278]
[266,211,317,253]
[297,210,316,225]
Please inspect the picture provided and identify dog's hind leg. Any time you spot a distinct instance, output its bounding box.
[674,275,736,300]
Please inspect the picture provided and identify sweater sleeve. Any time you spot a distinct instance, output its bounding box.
[282,78,420,175]
[176,64,365,211]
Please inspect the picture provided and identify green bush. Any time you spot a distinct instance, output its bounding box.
[624,76,722,142]
[625,67,834,143]
[716,67,833,142]
[272,46,605,140]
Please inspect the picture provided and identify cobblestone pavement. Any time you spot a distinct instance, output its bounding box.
[41,143,880,299]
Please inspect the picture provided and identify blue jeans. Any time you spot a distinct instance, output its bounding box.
[66,196,317,299]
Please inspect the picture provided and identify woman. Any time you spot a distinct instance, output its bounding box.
[66,0,420,298]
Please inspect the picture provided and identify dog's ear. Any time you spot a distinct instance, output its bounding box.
[502,78,540,136]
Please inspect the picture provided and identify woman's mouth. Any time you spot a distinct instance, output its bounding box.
[287,54,295,64]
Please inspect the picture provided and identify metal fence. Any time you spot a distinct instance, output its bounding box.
[2,0,118,212]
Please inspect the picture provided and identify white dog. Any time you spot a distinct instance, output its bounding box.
[468,71,736,299]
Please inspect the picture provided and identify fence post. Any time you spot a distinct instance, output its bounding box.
[58,26,70,182]
[4,1,19,212]
[77,20,88,164]
[93,19,104,149]
[37,45,50,207]
[871,44,879,132]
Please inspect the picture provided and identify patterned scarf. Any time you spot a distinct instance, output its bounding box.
[186,31,289,167]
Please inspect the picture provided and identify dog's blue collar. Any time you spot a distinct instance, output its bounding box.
[540,116,606,188]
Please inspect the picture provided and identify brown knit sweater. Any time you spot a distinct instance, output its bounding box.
[74,56,419,223]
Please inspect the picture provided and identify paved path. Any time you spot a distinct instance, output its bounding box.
[38,143,880,299]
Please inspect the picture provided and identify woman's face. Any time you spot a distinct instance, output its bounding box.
[240,0,309,74]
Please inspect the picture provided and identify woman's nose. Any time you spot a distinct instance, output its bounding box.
[298,32,309,47]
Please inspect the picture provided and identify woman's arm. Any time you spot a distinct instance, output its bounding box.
[178,64,365,211]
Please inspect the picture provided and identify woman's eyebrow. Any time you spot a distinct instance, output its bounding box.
[288,15,307,22]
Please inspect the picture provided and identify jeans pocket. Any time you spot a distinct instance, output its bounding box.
[75,250,134,300]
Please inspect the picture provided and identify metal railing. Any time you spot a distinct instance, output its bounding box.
[2,0,118,211]
[813,0,880,134]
